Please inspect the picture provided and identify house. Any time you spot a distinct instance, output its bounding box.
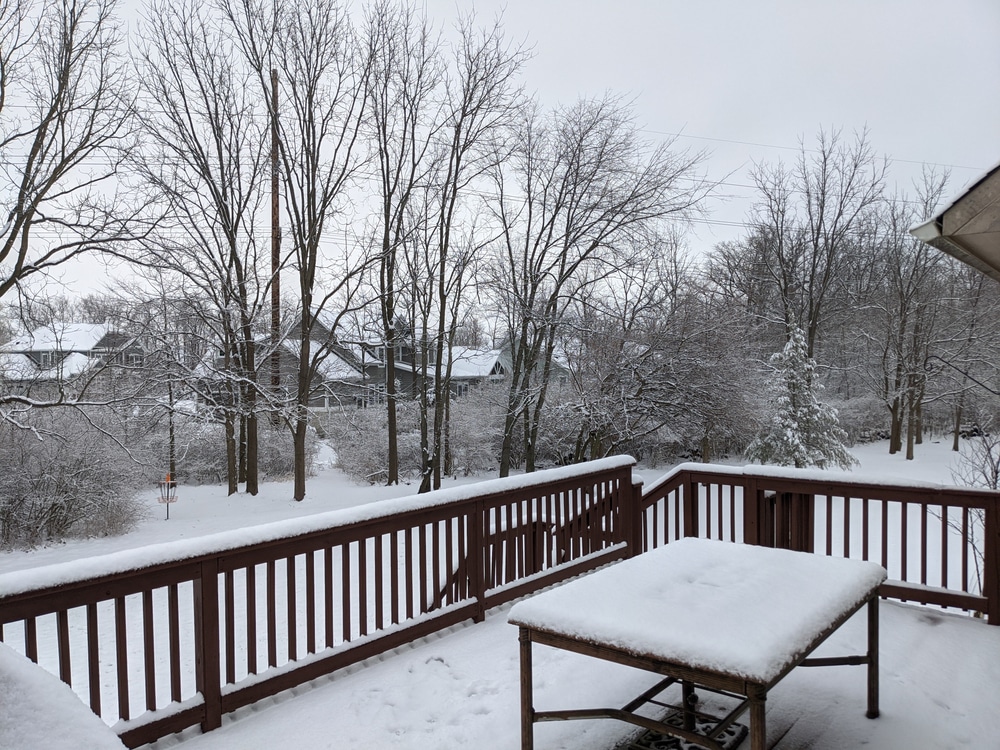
[911,161,1000,281]
[0,322,143,395]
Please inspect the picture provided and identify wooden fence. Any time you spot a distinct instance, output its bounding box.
[1,457,998,748]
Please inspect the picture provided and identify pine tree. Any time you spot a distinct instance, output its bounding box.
[745,327,857,470]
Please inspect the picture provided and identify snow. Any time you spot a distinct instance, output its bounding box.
[0,643,126,750]
[1,440,999,749]
[508,538,886,683]
[0,322,110,352]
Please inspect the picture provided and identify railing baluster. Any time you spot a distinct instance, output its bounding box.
[324,548,334,647]
[142,590,156,710]
[920,503,929,586]
[286,555,297,662]
[224,571,235,684]
[266,560,277,668]
[359,539,369,636]
[404,529,414,621]
[25,616,37,662]
[962,508,970,595]
[390,531,400,625]
[168,583,181,700]
[941,504,949,591]
[341,543,352,642]
[87,602,101,715]
[245,566,257,675]
[306,550,316,651]
[375,534,385,626]
[115,595,129,721]
[57,608,71,686]
[843,495,851,558]
[862,497,870,561]
[901,502,909,582]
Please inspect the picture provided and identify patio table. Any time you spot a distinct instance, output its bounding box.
[508,537,887,750]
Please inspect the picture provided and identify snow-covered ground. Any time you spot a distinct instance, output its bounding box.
[2,438,998,750]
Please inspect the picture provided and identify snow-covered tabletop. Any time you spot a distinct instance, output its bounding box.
[508,537,887,684]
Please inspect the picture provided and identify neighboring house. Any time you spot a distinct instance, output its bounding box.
[0,322,143,395]
[383,345,505,397]
[362,340,507,399]
[193,331,381,413]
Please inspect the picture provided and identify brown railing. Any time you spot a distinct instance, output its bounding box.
[640,463,1000,619]
[0,457,636,748]
[1,458,997,748]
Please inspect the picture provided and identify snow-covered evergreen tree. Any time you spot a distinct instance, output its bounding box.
[745,327,857,470]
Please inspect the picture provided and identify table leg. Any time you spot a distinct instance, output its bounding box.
[520,627,534,750]
[682,681,696,731]
[867,595,880,719]
[748,686,766,750]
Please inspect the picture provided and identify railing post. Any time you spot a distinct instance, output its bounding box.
[194,558,222,731]
[743,476,760,546]
[986,499,1000,625]
[470,500,486,623]
[683,476,699,538]
[627,475,643,556]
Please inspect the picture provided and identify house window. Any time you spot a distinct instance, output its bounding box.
[39,351,54,367]
[128,353,143,367]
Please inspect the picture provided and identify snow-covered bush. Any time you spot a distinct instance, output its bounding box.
[327,389,504,484]
[149,417,305,485]
[0,409,146,548]
[826,394,887,444]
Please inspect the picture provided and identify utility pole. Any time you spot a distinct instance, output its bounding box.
[270,68,281,411]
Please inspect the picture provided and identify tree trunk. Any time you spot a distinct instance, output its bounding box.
[225,414,238,496]
[238,415,247,484]
[246,411,259,495]
[385,344,398,485]
[953,400,963,452]
[293,333,312,501]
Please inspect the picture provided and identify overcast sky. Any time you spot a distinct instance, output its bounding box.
[424,0,1000,253]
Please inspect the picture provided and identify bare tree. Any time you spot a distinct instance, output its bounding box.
[747,128,886,358]
[0,0,139,304]
[134,0,272,494]
[490,95,709,475]
[859,172,948,457]
[222,0,373,500]
[362,0,443,485]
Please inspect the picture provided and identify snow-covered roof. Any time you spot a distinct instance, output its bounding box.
[449,346,503,379]
[0,322,110,353]
[282,339,364,382]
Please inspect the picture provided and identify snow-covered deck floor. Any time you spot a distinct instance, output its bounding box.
[145,596,1000,750]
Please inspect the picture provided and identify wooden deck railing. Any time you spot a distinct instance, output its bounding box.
[639,463,1000,619]
[0,457,636,748]
[1,457,997,748]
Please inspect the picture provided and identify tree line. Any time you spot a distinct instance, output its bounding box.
[2,0,999,525]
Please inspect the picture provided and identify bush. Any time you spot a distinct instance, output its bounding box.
[0,409,147,548]
[147,416,306,485]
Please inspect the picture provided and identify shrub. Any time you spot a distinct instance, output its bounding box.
[0,409,146,548]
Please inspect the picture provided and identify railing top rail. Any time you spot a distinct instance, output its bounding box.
[644,461,1000,503]
[0,456,636,603]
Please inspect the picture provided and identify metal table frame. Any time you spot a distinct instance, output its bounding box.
[517,586,880,750]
